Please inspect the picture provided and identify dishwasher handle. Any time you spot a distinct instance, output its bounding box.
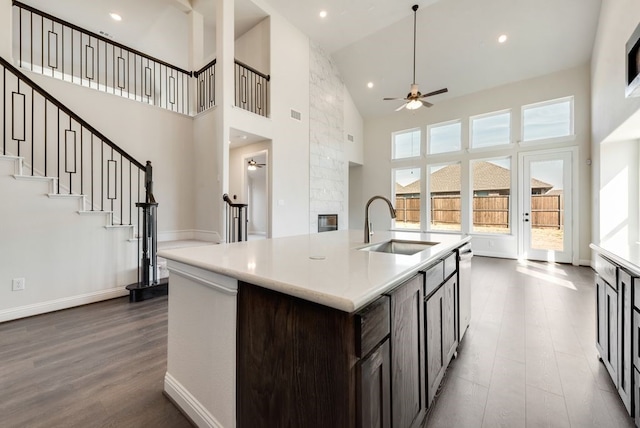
[459,246,473,261]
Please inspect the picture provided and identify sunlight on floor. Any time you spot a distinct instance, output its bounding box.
[515,260,577,290]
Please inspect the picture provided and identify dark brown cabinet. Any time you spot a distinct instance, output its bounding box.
[388,274,425,428]
[356,295,391,428]
[237,248,464,428]
[358,339,391,428]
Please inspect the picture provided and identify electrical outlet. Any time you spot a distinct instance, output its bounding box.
[12,278,25,291]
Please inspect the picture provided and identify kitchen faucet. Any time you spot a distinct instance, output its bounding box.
[364,196,397,243]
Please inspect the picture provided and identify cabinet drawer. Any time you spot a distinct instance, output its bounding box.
[595,254,617,287]
[443,252,457,280]
[355,295,390,358]
[424,261,444,297]
[635,278,640,310]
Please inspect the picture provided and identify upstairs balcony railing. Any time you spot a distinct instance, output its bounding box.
[235,60,270,117]
[13,0,192,115]
[12,1,271,119]
[194,59,216,114]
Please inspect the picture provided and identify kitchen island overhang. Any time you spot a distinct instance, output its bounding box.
[159,230,471,427]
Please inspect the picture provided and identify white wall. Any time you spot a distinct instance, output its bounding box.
[591,0,640,252]
[193,108,221,241]
[0,157,136,321]
[362,65,592,262]
[235,17,270,74]
[591,0,640,146]
[599,139,639,247]
[266,12,310,238]
[344,89,364,165]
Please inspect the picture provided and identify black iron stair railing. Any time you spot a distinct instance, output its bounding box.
[234,59,270,117]
[194,58,216,114]
[0,54,159,289]
[13,0,192,115]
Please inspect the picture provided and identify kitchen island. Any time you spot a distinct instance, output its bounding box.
[159,230,471,428]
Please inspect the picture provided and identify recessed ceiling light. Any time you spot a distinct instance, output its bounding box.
[110,12,122,21]
[498,34,508,44]
[319,10,327,18]
[367,82,374,89]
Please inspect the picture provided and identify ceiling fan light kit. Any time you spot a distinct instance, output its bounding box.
[383,4,448,112]
[247,159,266,171]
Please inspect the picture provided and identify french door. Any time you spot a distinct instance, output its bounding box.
[519,150,573,263]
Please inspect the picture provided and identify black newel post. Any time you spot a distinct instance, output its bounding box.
[136,161,158,287]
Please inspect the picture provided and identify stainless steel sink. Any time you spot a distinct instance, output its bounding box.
[359,239,439,256]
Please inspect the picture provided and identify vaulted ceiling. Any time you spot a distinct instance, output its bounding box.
[19,0,603,119]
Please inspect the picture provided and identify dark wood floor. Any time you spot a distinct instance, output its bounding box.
[0,295,192,428]
[0,257,634,427]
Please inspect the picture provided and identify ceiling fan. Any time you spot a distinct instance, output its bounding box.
[383,4,448,111]
[247,159,266,171]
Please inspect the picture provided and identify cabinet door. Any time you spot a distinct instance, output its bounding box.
[425,286,443,407]
[604,282,619,385]
[389,274,426,428]
[442,275,458,365]
[358,339,391,428]
[596,275,607,362]
[617,270,632,414]
[635,368,640,427]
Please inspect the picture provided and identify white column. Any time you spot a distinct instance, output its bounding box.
[215,0,234,238]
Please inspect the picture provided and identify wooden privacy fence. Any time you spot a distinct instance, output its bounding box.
[395,194,563,229]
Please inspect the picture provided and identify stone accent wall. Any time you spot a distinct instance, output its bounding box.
[309,41,346,233]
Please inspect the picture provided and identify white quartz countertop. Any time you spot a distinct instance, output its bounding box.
[158,230,471,313]
[590,242,640,276]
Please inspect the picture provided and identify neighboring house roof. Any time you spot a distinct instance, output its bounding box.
[395,161,553,195]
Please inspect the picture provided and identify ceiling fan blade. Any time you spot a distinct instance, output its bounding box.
[383,97,406,101]
[420,100,433,108]
[420,88,448,98]
[395,103,407,111]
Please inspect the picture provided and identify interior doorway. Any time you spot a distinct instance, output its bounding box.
[244,151,269,240]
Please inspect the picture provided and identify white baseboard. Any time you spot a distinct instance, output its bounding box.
[157,230,222,244]
[164,372,224,428]
[194,230,222,243]
[158,230,196,242]
[0,287,129,323]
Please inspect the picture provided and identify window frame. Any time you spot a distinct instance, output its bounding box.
[426,161,462,233]
[469,109,513,151]
[391,127,422,161]
[470,156,513,236]
[392,166,423,230]
[427,119,462,155]
[520,96,575,144]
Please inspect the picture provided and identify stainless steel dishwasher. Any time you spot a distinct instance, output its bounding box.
[458,243,473,341]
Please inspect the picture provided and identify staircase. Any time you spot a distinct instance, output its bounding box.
[0,54,160,321]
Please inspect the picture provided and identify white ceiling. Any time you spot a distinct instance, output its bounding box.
[20,0,603,119]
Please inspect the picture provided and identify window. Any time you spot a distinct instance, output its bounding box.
[428,120,461,154]
[522,97,573,142]
[392,129,421,159]
[472,158,511,234]
[470,110,511,149]
[428,163,461,231]
[393,168,421,229]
